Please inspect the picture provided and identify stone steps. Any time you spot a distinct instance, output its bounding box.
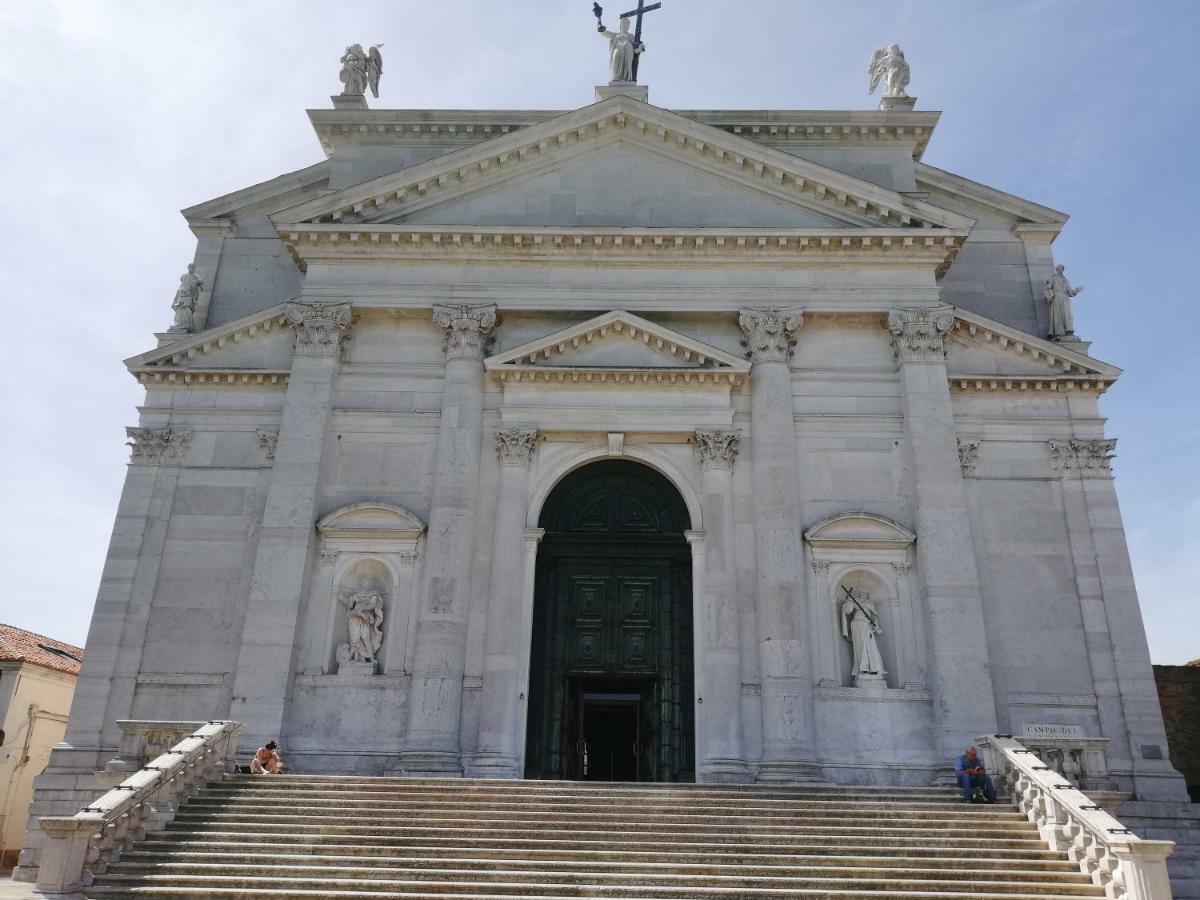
[84,775,1104,899]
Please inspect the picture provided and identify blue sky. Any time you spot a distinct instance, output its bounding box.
[0,0,1196,662]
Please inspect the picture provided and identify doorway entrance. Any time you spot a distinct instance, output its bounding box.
[524,460,695,782]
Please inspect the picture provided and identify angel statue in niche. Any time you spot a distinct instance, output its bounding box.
[335,578,385,670]
[868,43,911,103]
[841,585,887,687]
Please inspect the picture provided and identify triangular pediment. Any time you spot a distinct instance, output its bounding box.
[486,310,749,385]
[273,96,974,232]
[947,307,1120,390]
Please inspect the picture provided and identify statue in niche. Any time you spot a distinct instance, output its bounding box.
[1044,264,1085,339]
[840,586,887,686]
[868,44,911,101]
[597,17,644,83]
[335,578,385,670]
[339,43,383,98]
[169,264,202,333]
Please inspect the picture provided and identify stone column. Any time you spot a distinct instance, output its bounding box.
[229,302,351,752]
[694,430,750,782]
[471,427,539,778]
[400,304,496,775]
[887,308,998,758]
[737,307,819,781]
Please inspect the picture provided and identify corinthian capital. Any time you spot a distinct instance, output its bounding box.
[1049,438,1116,478]
[738,307,804,364]
[433,304,497,361]
[695,430,741,470]
[887,308,956,363]
[126,427,191,465]
[284,301,352,356]
[495,427,539,467]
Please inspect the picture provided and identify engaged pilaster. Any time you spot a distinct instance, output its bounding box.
[738,307,820,781]
[402,304,496,775]
[230,302,352,751]
[695,430,750,782]
[887,307,998,757]
[471,427,539,777]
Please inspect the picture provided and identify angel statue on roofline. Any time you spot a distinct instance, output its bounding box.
[339,43,383,98]
[868,43,911,106]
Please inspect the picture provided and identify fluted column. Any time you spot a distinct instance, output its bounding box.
[230,302,352,752]
[738,307,820,781]
[401,304,496,775]
[470,427,539,778]
[887,308,998,758]
[694,430,750,782]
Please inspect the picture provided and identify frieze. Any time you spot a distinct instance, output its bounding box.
[887,308,955,363]
[1049,438,1116,478]
[695,430,740,470]
[126,427,191,465]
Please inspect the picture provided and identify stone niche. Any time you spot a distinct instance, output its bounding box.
[805,513,935,780]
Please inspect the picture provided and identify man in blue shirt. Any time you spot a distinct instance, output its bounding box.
[955,746,996,803]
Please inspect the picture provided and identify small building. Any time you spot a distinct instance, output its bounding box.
[0,624,81,868]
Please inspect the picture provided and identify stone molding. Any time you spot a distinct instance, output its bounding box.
[433,303,497,361]
[495,427,539,467]
[887,308,955,363]
[1049,438,1117,478]
[256,429,279,461]
[957,438,980,476]
[126,427,191,465]
[694,429,740,469]
[284,301,352,356]
[738,307,805,364]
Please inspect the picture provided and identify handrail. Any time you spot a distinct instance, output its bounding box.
[977,733,1175,900]
[33,720,242,896]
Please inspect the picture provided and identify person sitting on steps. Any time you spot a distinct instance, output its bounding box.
[249,740,283,774]
[955,746,996,803]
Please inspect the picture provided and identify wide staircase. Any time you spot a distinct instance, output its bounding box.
[87,775,1107,899]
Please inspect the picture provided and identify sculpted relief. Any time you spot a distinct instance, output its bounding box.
[336,577,386,673]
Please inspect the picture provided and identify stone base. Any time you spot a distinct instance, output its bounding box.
[596,83,648,103]
[851,673,888,690]
[756,759,825,783]
[878,95,917,111]
[1050,334,1092,355]
[391,750,464,777]
[464,754,522,779]
[331,93,369,110]
[335,660,377,677]
[699,757,754,783]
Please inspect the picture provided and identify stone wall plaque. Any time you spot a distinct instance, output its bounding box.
[1022,723,1084,740]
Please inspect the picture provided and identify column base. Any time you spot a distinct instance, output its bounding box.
[390,750,464,777]
[755,759,825,783]
[698,758,754,783]
[464,754,522,779]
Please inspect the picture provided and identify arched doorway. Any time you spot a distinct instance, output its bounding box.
[524,460,695,782]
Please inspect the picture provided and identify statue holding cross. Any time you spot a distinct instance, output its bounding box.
[593,1,661,83]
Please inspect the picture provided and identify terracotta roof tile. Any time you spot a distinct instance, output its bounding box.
[0,623,83,676]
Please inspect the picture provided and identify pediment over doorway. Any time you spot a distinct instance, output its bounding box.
[485,310,749,387]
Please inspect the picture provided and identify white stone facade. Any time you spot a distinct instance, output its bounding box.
[38,94,1187,804]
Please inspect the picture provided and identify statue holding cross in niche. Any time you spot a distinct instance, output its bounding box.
[593,1,661,83]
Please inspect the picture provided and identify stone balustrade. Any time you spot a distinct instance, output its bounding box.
[34,720,241,897]
[977,734,1175,900]
[103,719,206,773]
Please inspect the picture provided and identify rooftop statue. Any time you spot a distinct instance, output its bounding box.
[593,1,661,84]
[339,43,383,98]
[868,43,911,105]
[169,264,202,333]
[1044,264,1085,339]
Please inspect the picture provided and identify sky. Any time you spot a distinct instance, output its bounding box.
[0,0,1196,663]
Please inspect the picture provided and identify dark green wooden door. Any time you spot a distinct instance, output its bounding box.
[524,461,694,782]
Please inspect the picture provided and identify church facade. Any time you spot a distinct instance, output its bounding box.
[54,80,1186,800]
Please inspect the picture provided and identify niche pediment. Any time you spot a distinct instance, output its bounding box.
[805,512,915,551]
[317,502,425,540]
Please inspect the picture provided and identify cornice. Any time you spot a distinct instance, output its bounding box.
[125,304,289,370]
[182,161,332,229]
[279,97,971,231]
[916,163,1067,226]
[948,376,1113,396]
[133,369,290,388]
[279,225,966,275]
[307,106,940,160]
[489,367,746,387]
[950,308,1121,379]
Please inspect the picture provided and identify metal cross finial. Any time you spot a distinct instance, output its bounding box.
[619,0,662,82]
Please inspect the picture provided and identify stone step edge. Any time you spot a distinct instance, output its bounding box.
[83,888,1107,900]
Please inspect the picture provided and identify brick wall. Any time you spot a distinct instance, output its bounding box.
[1155,661,1200,802]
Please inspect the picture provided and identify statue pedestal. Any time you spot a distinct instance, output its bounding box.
[878,95,917,111]
[596,82,648,103]
[331,93,369,110]
[1051,334,1092,355]
[336,660,376,676]
[852,673,888,690]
